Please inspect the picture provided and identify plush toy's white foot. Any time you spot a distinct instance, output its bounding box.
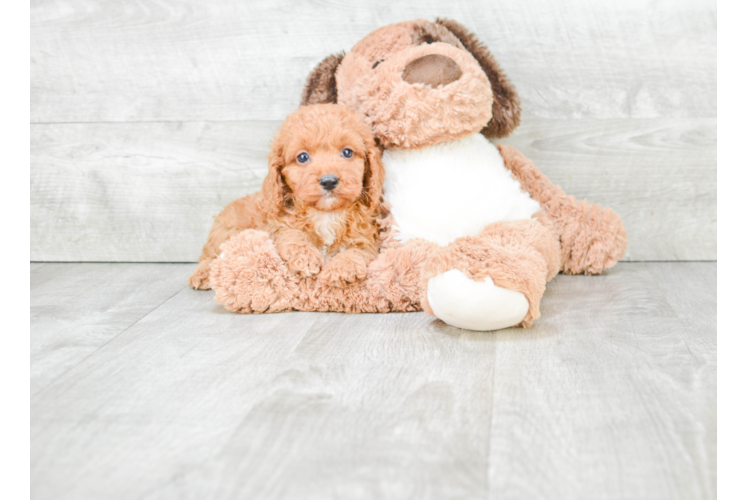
[427,269,529,331]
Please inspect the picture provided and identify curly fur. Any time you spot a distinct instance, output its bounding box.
[206,19,628,330]
[188,104,385,289]
[208,147,624,324]
[209,228,435,314]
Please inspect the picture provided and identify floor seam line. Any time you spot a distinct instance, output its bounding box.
[31,286,187,398]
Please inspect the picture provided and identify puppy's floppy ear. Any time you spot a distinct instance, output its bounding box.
[360,137,385,211]
[262,139,293,212]
[435,18,521,138]
[301,52,345,106]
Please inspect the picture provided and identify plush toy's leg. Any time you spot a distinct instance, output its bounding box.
[421,217,561,330]
[209,229,300,313]
[365,238,438,312]
[208,229,434,315]
[498,144,628,274]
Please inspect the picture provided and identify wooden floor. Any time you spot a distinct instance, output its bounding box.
[30,262,716,500]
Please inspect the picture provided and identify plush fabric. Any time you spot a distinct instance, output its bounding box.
[336,37,494,149]
[381,134,540,245]
[209,227,433,314]
[200,18,628,330]
[498,144,628,274]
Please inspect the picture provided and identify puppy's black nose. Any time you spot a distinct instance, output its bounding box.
[319,175,339,191]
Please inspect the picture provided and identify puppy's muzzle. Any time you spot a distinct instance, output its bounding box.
[319,175,339,191]
[402,54,462,87]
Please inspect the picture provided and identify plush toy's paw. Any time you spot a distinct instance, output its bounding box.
[188,260,212,290]
[562,204,628,275]
[421,234,549,329]
[278,242,324,278]
[426,269,529,331]
[319,250,368,287]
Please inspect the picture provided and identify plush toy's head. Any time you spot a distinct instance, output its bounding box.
[301,19,521,149]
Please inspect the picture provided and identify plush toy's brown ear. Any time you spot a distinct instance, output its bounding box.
[300,52,345,106]
[360,139,385,210]
[435,18,521,138]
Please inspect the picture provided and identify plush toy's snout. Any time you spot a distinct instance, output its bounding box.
[402,54,462,87]
[301,19,525,148]
[301,19,523,144]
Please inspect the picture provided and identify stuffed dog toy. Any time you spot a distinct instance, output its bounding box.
[202,18,627,330]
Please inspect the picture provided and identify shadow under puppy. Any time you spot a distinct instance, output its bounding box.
[188,104,385,289]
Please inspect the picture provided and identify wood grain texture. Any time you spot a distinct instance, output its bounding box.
[30,0,716,262]
[30,262,74,288]
[31,121,273,261]
[646,261,717,334]
[486,265,716,500]
[30,263,192,394]
[31,270,496,500]
[31,117,716,261]
[500,118,717,261]
[31,0,715,123]
[716,25,748,260]
[30,262,716,500]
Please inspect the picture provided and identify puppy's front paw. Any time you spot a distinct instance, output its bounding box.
[280,243,324,277]
[319,251,368,287]
[188,260,212,290]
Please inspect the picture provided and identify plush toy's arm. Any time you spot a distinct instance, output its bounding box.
[498,144,627,274]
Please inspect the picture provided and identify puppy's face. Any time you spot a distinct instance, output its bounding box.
[282,133,366,212]
[271,105,376,212]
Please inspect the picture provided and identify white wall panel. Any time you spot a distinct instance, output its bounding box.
[30,0,717,261]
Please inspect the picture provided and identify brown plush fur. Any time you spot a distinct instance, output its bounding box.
[206,19,628,329]
[434,18,522,138]
[498,144,627,274]
[338,39,493,149]
[300,19,520,148]
[208,146,625,323]
[188,104,385,289]
[302,53,345,106]
[209,229,433,314]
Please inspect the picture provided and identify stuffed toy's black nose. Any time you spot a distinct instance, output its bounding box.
[319,175,339,191]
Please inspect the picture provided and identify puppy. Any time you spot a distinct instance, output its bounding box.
[188,104,385,290]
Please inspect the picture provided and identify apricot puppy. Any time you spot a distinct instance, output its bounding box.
[188,104,385,289]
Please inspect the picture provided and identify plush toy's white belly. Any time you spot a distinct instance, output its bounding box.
[382,134,540,246]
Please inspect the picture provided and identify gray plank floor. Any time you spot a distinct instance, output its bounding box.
[30,262,716,500]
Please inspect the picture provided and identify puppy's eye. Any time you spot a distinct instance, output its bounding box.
[341,148,354,158]
[372,60,383,69]
[296,152,310,164]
